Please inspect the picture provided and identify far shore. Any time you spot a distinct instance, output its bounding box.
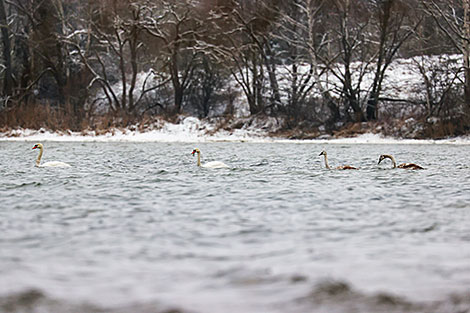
[1,128,469,145]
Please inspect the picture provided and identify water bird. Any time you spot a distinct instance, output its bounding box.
[32,143,71,167]
[319,150,358,170]
[191,148,229,169]
[378,154,423,169]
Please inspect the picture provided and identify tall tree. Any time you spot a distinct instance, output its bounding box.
[203,0,279,116]
[143,0,206,115]
[423,0,470,108]
[0,0,13,96]
[66,0,164,116]
[366,0,421,120]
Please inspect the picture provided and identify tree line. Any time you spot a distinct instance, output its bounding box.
[0,0,469,136]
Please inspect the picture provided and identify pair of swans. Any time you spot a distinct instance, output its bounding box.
[319,150,423,170]
[31,144,229,169]
[32,143,71,167]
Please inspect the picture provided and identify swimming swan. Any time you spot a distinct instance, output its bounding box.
[378,154,423,170]
[319,150,358,170]
[191,148,229,169]
[32,143,71,167]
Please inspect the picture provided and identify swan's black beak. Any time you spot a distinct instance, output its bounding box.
[191,150,196,156]
[32,145,38,150]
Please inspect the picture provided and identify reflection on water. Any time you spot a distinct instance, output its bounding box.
[0,142,469,313]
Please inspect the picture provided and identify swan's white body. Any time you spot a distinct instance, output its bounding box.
[192,148,229,169]
[40,161,71,167]
[33,143,71,167]
[319,150,357,170]
[202,161,229,169]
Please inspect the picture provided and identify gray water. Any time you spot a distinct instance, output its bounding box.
[1,141,469,313]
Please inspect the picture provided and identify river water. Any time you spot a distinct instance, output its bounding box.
[1,141,469,313]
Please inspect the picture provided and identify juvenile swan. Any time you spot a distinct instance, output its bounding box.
[32,143,71,167]
[378,154,423,170]
[319,150,358,170]
[191,148,229,169]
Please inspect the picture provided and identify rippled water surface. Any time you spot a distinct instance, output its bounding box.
[1,141,470,313]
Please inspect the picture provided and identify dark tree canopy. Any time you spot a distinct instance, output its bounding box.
[0,0,468,137]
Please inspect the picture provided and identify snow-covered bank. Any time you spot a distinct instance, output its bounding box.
[1,117,469,145]
[0,117,275,143]
[283,133,470,145]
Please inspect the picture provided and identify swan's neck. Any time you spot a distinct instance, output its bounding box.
[196,152,201,167]
[322,154,331,169]
[385,155,397,168]
[36,146,43,166]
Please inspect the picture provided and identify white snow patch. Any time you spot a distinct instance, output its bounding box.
[1,117,469,144]
[0,117,275,143]
[278,133,470,145]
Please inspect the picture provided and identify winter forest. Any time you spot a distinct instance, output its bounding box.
[0,0,469,138]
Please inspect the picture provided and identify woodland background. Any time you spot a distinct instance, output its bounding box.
[0,0,469,138]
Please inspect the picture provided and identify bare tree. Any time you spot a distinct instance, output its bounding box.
[0,0,13,96]
[413,55,462,118]
[186,56,227,117]
[422,0,470,108]
[142,0,206,115]
[366,0,421,121]
[266,0,317,125]
[202,0,277,116]
[285,0,419,124]
[66,1,167,116]
[298,0,342,126]
[320,0,371,122]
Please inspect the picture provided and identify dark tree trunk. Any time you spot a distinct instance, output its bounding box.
[366,97,378,120]
[0,0,13,96]
[464,0,470,107]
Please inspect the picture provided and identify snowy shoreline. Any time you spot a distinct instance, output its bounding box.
[2,128,469,145]
[1,117,469,145]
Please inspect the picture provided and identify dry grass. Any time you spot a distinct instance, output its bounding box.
[0,102,87,131]
[422,115,470,138]
[0,102,156,133]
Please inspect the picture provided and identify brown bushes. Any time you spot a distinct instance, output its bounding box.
[422,114,470,138]
[0,102,133,132]
[0,102,168,134]
[0,102,87,131]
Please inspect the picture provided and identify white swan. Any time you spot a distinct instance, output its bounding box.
[319,150,358,170]
[32,143,71,167]
[378,154,424,170]
[192,148,229,169]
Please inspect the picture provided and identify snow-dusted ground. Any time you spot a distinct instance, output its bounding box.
[0,117,271,143]
[1,116,469,145]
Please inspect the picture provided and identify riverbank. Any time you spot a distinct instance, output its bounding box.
[0,116,469,144]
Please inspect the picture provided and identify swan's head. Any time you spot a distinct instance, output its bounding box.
[32,143,43,150]
[319,150,327,156]
[191,148,200,156]
[378,154,387,164]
